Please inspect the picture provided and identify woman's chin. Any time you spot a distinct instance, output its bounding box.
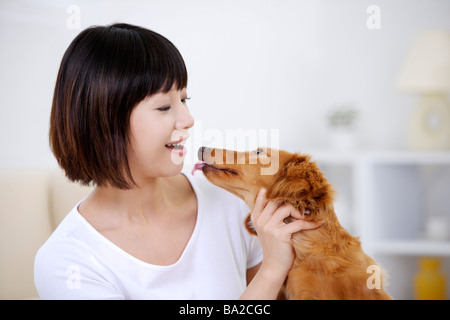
[163,159,186,177]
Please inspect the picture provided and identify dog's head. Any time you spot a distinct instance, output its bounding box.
[194,147,335,223]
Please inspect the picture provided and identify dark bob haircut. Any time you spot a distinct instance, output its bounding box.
[50,23,187,189]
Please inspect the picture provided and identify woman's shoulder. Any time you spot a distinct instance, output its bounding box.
[34,206,123,299]
[34,205,100,270]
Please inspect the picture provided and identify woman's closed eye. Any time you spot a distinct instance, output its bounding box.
[157,106,171,112]
[157,97,190,112]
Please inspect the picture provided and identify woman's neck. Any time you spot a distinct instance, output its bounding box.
[78,173,192,227]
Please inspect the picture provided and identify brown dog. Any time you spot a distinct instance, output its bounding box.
[193,147,391,300]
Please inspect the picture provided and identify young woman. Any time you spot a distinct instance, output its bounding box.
[34,23,321,299]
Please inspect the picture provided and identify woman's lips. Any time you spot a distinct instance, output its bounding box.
[165,144,186,160]
[165,135,189,159]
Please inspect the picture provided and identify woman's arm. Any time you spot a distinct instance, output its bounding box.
[243,263,286,300]
[240,189,322,300]
[246,263,261,285]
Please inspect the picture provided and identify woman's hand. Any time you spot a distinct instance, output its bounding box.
[241,189,322,300]
[251,188,322,278]
[240,188,323,299]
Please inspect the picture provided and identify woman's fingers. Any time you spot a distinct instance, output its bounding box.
[252,190,324,236]
[282,218,323,235]
[271,203,296,224]
[252,189,282,228]
[253,188,268,214]
[250,194,325,278]
[269,204,322,234]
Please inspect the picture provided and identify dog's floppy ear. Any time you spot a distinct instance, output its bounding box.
[266,154,334,217]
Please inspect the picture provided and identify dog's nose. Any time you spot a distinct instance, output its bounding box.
[198,147,204,161]
[198,146,209,161]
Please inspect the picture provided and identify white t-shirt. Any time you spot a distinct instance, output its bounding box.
[34,172,262,300]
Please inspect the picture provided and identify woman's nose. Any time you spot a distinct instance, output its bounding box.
[175,103,194,130]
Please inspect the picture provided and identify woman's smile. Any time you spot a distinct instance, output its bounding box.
[165,136,188,157]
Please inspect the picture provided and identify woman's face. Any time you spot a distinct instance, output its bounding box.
[128,87,194,182]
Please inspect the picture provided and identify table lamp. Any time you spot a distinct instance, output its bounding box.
[396,31,450,150]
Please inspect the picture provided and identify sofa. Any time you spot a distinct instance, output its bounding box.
[0,168,93,299]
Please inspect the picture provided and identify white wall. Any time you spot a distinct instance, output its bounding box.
[1,0,450,168]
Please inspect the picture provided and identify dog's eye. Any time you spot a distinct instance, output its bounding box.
[255,148,265,155]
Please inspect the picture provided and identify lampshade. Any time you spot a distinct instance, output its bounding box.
[396,31,450,93]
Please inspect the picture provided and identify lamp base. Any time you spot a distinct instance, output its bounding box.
[408,94,450,150]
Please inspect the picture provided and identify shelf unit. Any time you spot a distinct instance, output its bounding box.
[370,240,450,256]
[310,149,450,300]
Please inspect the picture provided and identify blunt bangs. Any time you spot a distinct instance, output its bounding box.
[93,23,188,105]
[109,23,188,97]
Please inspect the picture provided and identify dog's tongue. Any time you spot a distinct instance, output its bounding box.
[191,161,206,175]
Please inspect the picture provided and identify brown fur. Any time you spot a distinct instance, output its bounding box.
[198,147,392,300]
